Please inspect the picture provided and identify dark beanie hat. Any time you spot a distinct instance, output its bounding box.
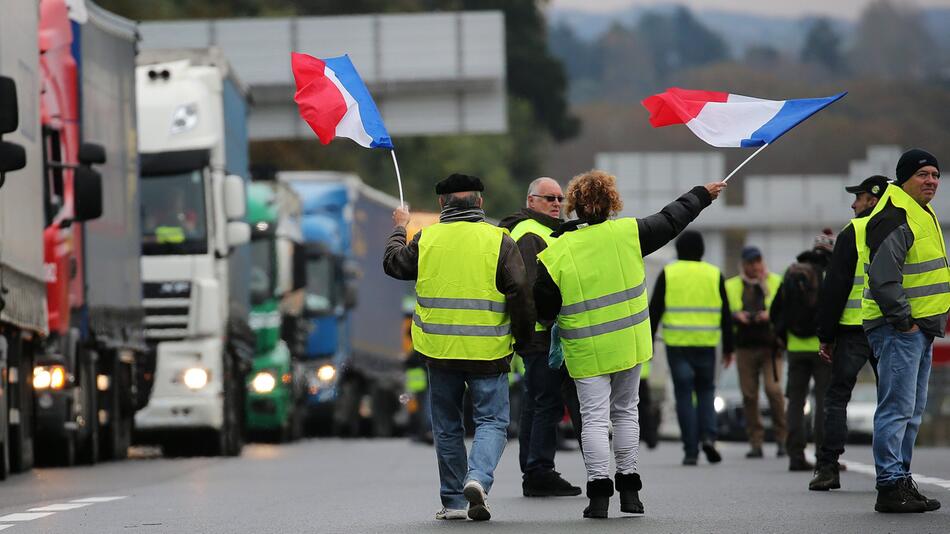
[896,148,939,185]
[675,230,704,261]
[435,173,484,195]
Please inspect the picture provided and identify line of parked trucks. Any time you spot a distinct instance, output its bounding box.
[0,0,413,480]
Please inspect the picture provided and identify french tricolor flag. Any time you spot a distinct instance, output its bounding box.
[291,52,393,149]
[642,88,846,148]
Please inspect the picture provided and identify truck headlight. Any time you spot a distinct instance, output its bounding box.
[34,365,67,390]
[251,371,277,394]
[182,367,210,390]
[170,103,198,134]
[317,364,336,383]
[714,396,726,413]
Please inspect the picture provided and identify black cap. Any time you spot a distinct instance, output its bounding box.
[896,148,939,186]
[435,173,484,195]
[844,175,889,198]
[741,245,762,262]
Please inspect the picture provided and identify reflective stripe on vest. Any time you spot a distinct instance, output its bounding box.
[538,218,652,379]
[412,222,513,360]
[661,260,723,347]
[510,217,557,332]
[860,184,950,322]
[839,217,870,326]
[724,273,782,314]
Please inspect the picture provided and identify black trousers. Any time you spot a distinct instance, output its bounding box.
[815,329,878,467]
[786,351,832,461]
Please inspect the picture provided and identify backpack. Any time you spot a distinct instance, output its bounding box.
[782,262,821,338]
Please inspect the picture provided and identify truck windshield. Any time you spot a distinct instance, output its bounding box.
[250,237,275,303]
[305,256,336,314]
[140,171,208,255]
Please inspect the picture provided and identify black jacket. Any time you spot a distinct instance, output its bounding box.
[815,209,870,343]
[535,185,713,322]
[771,248,831,346]
[383,223,536,375]
[498,208,562,356]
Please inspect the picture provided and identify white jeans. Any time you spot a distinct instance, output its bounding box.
[574,365,641,481]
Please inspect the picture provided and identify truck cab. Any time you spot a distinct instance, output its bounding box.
[134,49,252,457]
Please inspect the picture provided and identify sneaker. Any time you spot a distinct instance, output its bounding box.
[682,455,698,466]
[523,470,582,497]
[905,477,941,512]
[789,458,815,472]
[701,441,722,464]
[875,481,927,513]
[808,465,841,491]
[435,508,468,520]
[746,447,764,459]
[463,480,491,521]
[776,443,787,458]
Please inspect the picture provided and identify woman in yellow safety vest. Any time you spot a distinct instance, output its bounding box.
[534,170,725,519]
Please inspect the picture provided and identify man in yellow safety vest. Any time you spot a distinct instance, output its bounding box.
[383,173,535,522]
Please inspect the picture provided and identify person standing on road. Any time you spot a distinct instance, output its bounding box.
[498,177,582,498]
[383,173,535,522]
[809,176,886,491]
[725,247,787,459]
[861,149,946,513]
[649,230,734,466]
[535,170,725,519]
[770,231,835,471]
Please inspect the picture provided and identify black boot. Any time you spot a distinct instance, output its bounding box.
[905,477,941,512]
[523,470,582,497]
[615,472,644,515]
[875,481,927,513]
[808,464,840,491]
[583,479,613,519]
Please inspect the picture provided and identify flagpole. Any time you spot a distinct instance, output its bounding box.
[390,149,405,207]
[723,143,769,183]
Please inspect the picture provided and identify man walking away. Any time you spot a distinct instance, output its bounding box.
[499,177,581,498]
[383,174,535,521]
[725,247,787,459]
[862,149,946,513]
[809,175,886,491]
[649,230,734,465]
[771,231,835,471]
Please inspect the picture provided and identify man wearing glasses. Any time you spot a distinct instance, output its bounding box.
[500,177,582,498]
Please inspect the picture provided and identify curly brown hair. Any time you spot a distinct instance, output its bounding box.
[565,170,624,221]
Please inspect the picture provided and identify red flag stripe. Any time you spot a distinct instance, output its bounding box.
[291,52,347,145]
[641,87,729,127]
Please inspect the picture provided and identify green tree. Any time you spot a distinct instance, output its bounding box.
[637,7,729,81]
[801,18,844,72]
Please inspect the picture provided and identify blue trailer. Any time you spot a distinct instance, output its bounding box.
[280,171,407,436]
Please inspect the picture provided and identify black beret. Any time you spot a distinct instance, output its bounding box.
[435,173,484,195]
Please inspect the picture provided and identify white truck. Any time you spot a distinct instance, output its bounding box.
[134,49,252,457]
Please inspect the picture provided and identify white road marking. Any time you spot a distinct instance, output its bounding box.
[28,503,92,512]
[0,512,55,521]
[70,496,128,503]
[841,459,950,491]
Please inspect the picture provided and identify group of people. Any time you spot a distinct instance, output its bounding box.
[382,147,946,520]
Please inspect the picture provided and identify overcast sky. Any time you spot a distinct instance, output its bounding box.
[548,0,950,19]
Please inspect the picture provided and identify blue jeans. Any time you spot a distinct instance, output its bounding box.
[518,351,566,476]
[667,346,717,457]
[428,367,509,509]
[866,324,933,487]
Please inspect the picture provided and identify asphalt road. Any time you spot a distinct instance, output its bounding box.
[0,439,947,533]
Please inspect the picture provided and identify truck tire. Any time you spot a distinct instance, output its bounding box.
[370,385,395,438]
[76,349,99,465]
[8,334,34,473]
[332,378,361,437]
[212,354,243,457]
[98,352,132,461]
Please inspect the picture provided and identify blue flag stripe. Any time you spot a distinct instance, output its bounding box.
[323,55,393,149]
[740,92,846,148]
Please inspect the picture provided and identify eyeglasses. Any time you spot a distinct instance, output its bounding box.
[530,194,564,203]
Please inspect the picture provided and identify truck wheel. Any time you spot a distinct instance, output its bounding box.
[77,350,99,465]
[99,352,132,461]
[332,379,361,437]
[370,385,395,438]
[8,335,34,472]
[214,355,243,457]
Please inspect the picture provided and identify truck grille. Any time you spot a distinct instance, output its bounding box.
[143,282,192,341]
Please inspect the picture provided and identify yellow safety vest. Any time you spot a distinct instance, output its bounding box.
[724,273,782,313]
[860,184,950,322]
[838,217,870,326]
[412,222,513,360]
[661,260,723,347]
[538,218,652,379]
[510,217,557,333]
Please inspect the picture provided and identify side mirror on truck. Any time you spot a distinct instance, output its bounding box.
[343,261,360,310]
[226,221,250,247]
[0,76,19,135]
[0,141,26,173]
[73,166,103,222]
[223,174,246,220]
[78,142,106,165]
[292,243,308,291]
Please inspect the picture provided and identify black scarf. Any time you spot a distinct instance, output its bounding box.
[439,205,486,223]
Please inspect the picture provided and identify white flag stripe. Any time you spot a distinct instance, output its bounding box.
[323,65,373,148]
[70,496,128,503]
[29,503,92,512]
[0,512,55,521]
[685,100,784,148]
